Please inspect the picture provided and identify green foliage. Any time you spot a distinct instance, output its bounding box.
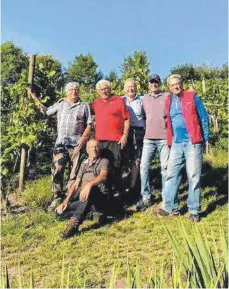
[106,70,122,95]
[170,63,201,82]
[1,43,65,194]
[66,54,103,89]
[1,41,28,86]
[170,63,228,83]
[21,176,52,208]
[165,223,228,288]
[120,51,150,95]
[1,265,10,289]
[1,70,48,190]
[1,222,228,288]
[33,55,64,105]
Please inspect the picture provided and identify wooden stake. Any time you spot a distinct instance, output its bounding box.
[18,55,36,192]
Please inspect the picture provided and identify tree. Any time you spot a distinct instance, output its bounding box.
[106,70,122,95]
[120,51,150,95]
[1,42,65,194]
[33,55,64,105]
[1,41,28,86]
[1,42,29,112]
[170,63,201,83]
[66,54,102,89]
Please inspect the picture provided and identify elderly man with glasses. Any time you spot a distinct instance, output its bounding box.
[157,74,209,222]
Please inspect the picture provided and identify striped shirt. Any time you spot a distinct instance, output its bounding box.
[46,98,92,146]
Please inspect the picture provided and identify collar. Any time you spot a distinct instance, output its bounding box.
[65,97,82,107]
[123,95,140,102]
[99,95,116,103]
[148,91,163,98]
[84,157,99,165]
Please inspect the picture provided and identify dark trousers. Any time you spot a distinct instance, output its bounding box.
[62,187,125,224]
[99,141,122,191]
[122,127,144,193]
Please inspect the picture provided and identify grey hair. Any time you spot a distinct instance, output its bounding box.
[96,79,111,91]
[124,78,137,90]
[166,74,182,86]
[65,82,80,92]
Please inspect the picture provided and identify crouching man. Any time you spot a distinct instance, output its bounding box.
[55,139,127,239]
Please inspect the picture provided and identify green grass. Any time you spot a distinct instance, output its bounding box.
[1,148,228,288]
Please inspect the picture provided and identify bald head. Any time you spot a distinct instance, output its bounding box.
[86,139,100,158]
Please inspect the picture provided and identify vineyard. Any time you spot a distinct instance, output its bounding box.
[1,42,228,288]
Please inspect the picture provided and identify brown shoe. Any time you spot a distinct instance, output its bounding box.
[60,217,80,239]
[157,208,180,218]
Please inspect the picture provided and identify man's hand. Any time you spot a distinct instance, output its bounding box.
[79,183,93,201]
[27,88,37,101]
[55,200,68,214]
[118,134,128,149]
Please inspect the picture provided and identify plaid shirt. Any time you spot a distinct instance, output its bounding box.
[46,98,92,146]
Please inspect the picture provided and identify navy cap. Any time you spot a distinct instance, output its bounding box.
[149,74,161,83]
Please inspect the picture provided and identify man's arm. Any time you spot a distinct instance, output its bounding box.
[72,103,93,157]
[118,98,131,149]
[74,123,92,152]
[55,178,81,213]
[195,95,209,142]
[28,88,47,114]
[79,169,108,201]
[28,88,61,116]
[118,118,130,149]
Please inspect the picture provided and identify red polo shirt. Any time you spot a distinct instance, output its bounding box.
[92,96,130,142]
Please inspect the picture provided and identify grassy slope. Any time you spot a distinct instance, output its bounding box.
[2,149,228,288]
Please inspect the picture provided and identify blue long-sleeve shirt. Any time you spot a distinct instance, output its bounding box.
[170,94,209,143]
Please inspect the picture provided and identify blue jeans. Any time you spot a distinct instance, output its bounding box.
[140,139,170,201]
[163,141,203,214]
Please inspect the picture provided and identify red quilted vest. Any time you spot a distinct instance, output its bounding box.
[165,91,203,146]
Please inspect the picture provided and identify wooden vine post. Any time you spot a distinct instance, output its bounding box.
[18,55,36,192]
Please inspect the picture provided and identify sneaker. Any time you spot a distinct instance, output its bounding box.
[47,198,62,212]
[136,198,152,212]
[157,208,180,218]
[189,214,200,222]
[60,217,80,239]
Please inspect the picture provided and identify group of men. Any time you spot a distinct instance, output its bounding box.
[29,73,209,239]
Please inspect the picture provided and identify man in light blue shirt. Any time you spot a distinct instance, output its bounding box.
[122,78,145,202]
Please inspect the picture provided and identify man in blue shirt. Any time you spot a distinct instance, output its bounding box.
[122,78,145,201]
[157,74,209,222]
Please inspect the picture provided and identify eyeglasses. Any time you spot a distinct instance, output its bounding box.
[169,82,182,87]
[99,87,110,91]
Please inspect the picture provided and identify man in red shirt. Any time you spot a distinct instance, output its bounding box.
[92,79,130,193]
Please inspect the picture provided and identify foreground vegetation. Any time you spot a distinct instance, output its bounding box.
[1,147,228,288]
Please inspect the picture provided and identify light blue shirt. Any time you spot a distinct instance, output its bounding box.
[122,95,145,128]
[170,94,209,143]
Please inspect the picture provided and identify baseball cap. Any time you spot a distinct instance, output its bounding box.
[149,74,161,83]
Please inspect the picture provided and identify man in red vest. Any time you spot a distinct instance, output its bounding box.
[157,74,209,222]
